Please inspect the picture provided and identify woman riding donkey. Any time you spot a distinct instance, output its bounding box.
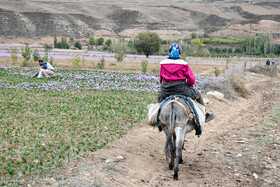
[158,43,215,123]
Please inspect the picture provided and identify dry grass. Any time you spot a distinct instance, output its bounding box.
[246,63,278,77]
[228,75,250,98]
[202,74,249,99]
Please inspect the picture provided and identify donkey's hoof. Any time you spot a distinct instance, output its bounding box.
[179,158,183,164]
[173,173,178,180]
[169,163,174,170]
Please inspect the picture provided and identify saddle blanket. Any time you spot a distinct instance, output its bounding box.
[147,98,206,130]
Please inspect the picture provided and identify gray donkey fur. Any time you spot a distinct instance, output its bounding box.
[158,98,196,180]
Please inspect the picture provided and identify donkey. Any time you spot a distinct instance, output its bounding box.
[158,97,196,180]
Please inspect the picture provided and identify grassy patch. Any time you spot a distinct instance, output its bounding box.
[0,68,159,185]
[0,88,156,184]
[271,106,280,123]
[255,103,279,153]
[264,123,277,130]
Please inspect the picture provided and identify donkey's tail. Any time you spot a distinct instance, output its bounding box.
[168,103,175,137]
[166,103,176,158]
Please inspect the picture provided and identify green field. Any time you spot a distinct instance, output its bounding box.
[0,68,157,185]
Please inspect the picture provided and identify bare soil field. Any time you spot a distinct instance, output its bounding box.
[27,66,279,187]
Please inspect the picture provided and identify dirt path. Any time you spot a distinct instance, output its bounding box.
[39,72,280,187]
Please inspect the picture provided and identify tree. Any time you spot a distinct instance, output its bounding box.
[70,36,74,48]
[105,39,112,46]
[234,47,243,54]
[60,35,69,49]
[215,47,221,54]
[222,48,227,53]
[54,35,57,48]
[97,37,104,45]
[89,37,95,49]
[133,31,161,58]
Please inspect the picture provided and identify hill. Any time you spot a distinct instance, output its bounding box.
[0,0,280,40]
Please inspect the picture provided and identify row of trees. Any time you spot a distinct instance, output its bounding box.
[54,35,108,50]
[52,32,280,58]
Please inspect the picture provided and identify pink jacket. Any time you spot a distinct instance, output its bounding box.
[159,59,195,86]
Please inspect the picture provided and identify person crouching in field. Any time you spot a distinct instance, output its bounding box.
[32,59,55,78]
[158,43,215,123]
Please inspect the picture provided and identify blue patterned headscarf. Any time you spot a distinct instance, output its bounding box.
[169,43,182,59]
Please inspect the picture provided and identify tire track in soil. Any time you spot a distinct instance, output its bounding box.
[39,73,280,187]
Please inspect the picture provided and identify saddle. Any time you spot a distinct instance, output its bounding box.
[147,95,205,137]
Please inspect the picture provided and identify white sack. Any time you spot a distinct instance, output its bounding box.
[147,103,160,126]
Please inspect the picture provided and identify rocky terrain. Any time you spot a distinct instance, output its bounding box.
[0,0,280,40]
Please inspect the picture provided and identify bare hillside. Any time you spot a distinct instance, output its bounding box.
[0,0,280,39]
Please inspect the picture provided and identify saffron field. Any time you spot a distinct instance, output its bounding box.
[0,66,218,184]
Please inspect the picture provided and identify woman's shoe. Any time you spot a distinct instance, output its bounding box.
[205,113,215,122]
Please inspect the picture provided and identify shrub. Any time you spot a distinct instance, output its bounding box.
[42,49,48,62]
[33,49,41,62]
[115,50,126,62]
[203,33,210,38]
[50,57,55,67]
[225,58,231,70]
[141,60,148,74]
[44,44,53,51]
[214,67,221,77]
[103,45,112,51]
[21,46,32,67]
[74,41,82,50]
[191,32,197,39]
[72,55,82,69]
[97,57,105,70]
[267,53,276,58]
[11,48,18,66]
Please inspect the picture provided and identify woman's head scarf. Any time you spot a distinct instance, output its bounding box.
[169,43,182,59]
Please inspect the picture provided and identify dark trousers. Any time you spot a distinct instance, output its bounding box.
[158,81,201,103]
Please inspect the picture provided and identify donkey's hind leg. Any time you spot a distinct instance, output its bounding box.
[162,125,175,170]
[173,126,185,180]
